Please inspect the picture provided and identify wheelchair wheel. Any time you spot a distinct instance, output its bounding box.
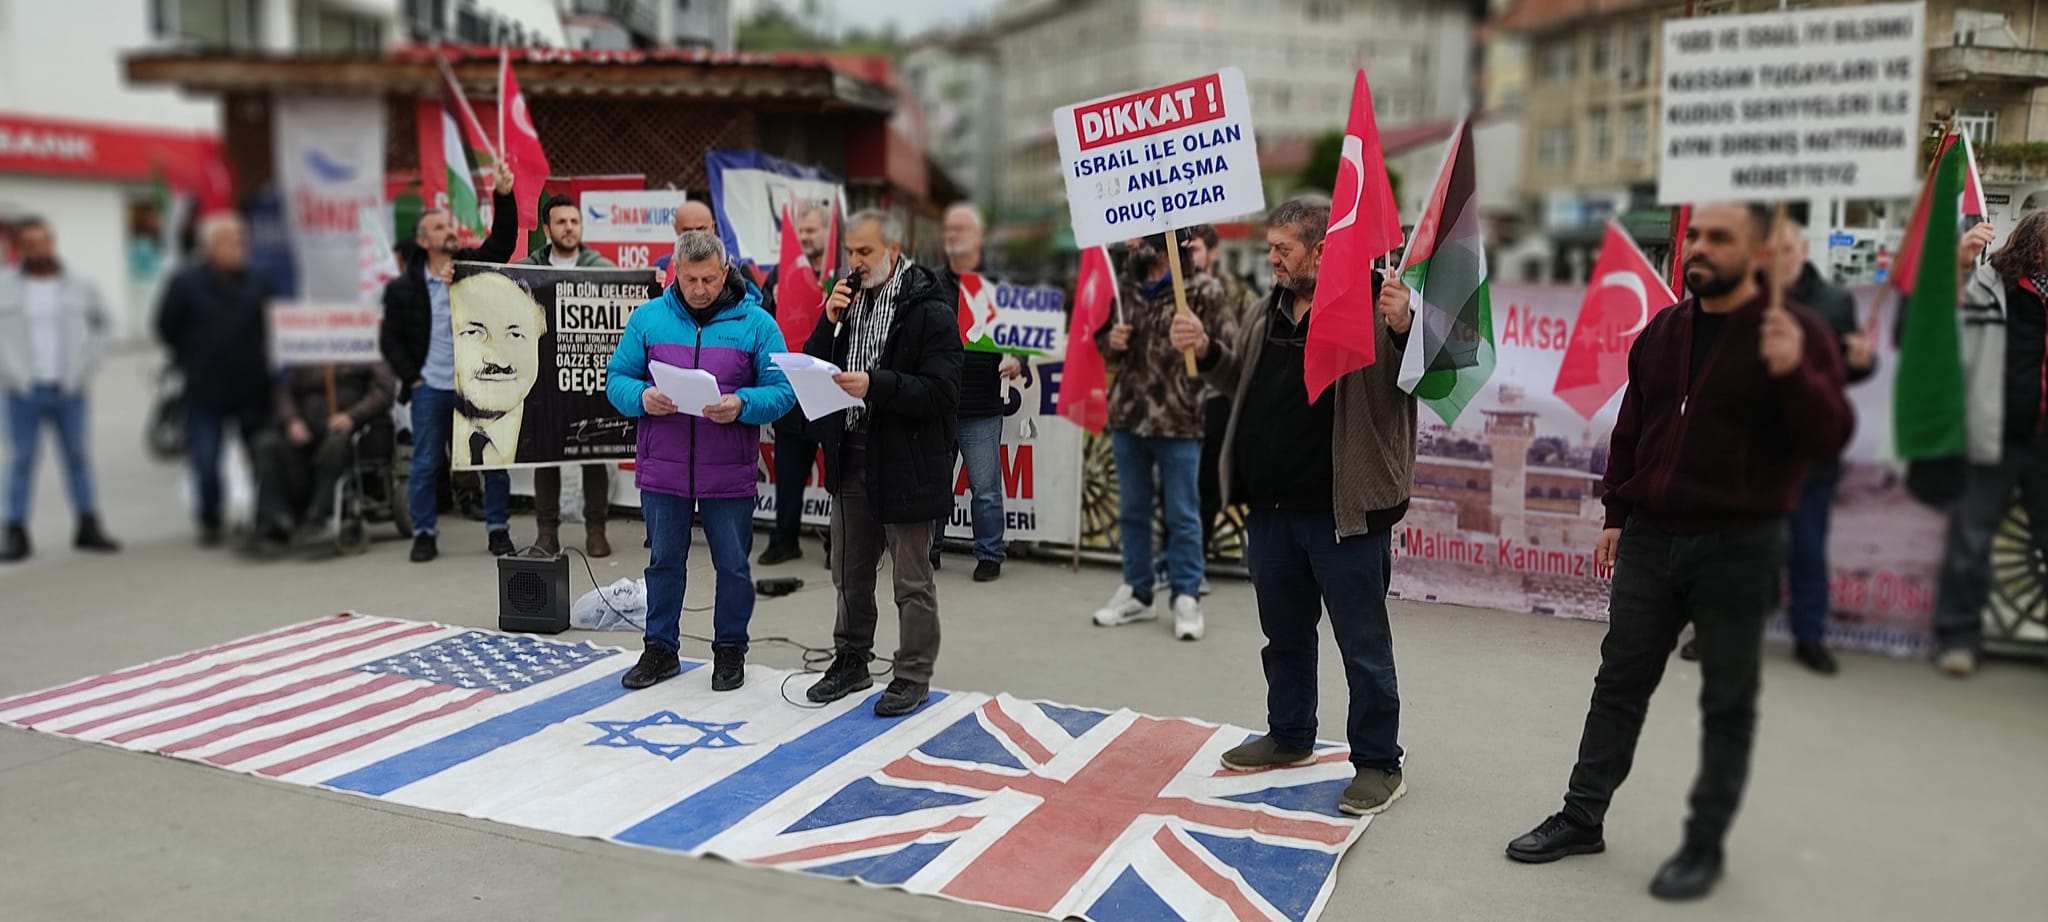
[388,446,414,539]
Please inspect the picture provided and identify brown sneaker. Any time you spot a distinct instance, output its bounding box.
[585,527,612,559]
[1220,736,1316,772]
[1339,768,1405,816]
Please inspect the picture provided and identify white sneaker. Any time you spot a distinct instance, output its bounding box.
[1093,585,1156,627]
[1172,595,1205,641]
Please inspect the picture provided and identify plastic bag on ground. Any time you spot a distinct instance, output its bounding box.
[572,577,647,631]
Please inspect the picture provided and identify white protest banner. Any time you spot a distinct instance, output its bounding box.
[959,275,1068,358]
[268,303,384,368]
[274,97,386,300]
[582,189,685,259]
[1658,2,1924,203]
[703,149,844,269]
[1054,68,1265,248]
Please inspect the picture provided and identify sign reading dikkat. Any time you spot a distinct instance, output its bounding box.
[448,263,656,470]
[268,303,383,368]
[1054,68,1265,248]
[1658,2,1925,203]
[958,274,1069,357]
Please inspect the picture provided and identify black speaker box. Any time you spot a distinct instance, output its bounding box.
[499,552,570,634]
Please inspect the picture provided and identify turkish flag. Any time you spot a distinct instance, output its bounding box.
[1554,221,1675,420]
[1058,246,1116,433]
[1303,70,1403,402]
[773,202,825,349]
[498,50,549,231]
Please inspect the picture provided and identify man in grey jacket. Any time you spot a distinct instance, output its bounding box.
[0,217,120,561]
[1170,196,1418,816]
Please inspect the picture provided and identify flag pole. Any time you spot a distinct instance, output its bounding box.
[1164,227,1199,377]
[1768,200,1790,315]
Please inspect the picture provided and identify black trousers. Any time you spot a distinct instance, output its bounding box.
[1198,394,1230,557]
[1563,519,1783,848]
[771,420,819,549]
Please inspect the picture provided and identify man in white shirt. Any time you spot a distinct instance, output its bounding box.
[0,217,120,562]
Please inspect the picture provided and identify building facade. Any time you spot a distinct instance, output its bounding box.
[555,0,734,51]
[902,32,1001,205]
[988,0,1474,272]
[1503,0,2048,284]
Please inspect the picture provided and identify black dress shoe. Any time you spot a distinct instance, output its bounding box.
[1794,642,1839,675]
[973,559,1001,582]
[874,678,931,717]
[756,542,802,566]
[805,653,874,704]
[1679,639,1700,661]
[410,533,439,563]
[487,529,516,556]
[711,645,746,692]
[1506,813,1606,864]
[621,645,682,690]
[1650,843,1724,901]
[1,523,28,563]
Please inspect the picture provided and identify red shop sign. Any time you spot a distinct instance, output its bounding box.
[0,112,220,184]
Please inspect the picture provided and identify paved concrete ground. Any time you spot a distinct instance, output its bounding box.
[4,352,2046,921]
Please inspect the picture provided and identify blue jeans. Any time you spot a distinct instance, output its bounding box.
[186,402,267,529]
[1111,431,1203,602]
[6,385,96,524]
[642,492,755,653]
[1786,473,1838,646]
[407,385,508,535]
[1244,508,1402,772]
[934,414,1005,562]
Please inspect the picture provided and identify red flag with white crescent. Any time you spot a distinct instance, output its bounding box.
[1058,246,1116,433]
[1302,70,1402,402]
[1553,220,1676,421]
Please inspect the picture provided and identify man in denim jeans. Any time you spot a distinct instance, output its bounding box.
[932,203,1022,582]
[1172,196,1417,817]
[1091,232,1238,641]
[378,171,520,562]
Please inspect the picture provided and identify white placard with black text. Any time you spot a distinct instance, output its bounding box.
[1054,68,1265,248]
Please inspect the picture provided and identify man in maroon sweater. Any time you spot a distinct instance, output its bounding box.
[1504,202,1854,901]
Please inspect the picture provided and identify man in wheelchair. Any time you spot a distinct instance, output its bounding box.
[250,362,397,554]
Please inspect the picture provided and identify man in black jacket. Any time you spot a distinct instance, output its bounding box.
[379,172,520,563]
[157,213,274,547]
[799,209,962,718]
[932,203,1021,582]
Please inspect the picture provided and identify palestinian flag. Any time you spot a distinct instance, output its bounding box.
[1895,132,1969,502]
[1396,121,1494,426]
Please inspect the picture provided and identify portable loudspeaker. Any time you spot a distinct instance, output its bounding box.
[498,552,570,634]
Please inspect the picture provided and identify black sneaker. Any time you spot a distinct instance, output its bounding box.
[488,529,516,556]
[756,543,802,566]
[711,645,746,692]
[805,653,875,704]
[73,516,119,553]
[621,645,682,690]
[874,678,931,717]
[199,523,225,548]
[973,560,1001,582]
[410,533,439,563]
[929,550,943,571]
[1679,639,1699,661]
[1649,842,1724,901]
[1794,642,1839,675]
[1506,813,1606,864]
[1,523,27,563]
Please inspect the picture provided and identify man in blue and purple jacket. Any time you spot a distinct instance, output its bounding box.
[606,230,796,693]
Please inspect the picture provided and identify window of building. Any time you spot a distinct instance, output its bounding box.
[1590,108,1612,163]
[1955,108,1999,147]
[1591,30,1612,76]
[1540,125,1575,168]
[1697,0,1735,16]
[154,0,264,49]
[299,1,384,52]
[1542,42,1576,84]
[1623,104,1649,161]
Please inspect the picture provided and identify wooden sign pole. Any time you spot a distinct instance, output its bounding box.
[1163,227,1199,377]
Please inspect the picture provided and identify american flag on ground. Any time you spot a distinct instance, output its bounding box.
[1,617,1370,921]
[0,615,616,780]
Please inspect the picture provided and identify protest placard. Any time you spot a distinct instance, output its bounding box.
[268,303,384,368]
[581,190,684,269]
[447,263,656,469]
[958,274,1068,358]
[1054,68,1265,248]
[1658,2,1925,203]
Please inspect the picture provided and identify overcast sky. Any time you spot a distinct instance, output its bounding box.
[733,0,1004,38]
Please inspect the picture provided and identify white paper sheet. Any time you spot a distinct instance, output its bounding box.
[648,361,724,418]
[770,352,864,421]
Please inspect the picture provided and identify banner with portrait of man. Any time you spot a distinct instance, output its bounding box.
[447,262,658,470]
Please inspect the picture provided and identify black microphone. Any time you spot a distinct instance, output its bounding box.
[835,268,866,337]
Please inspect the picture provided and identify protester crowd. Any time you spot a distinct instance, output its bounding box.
[3,169,2038,902]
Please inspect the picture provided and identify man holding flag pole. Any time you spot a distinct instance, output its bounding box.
[1169,70,1421,817]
